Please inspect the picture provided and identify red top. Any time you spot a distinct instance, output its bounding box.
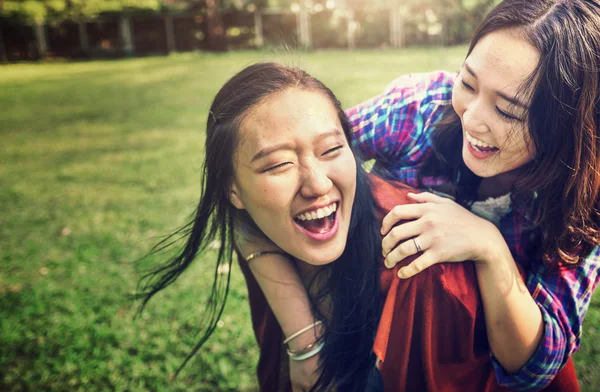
[236,177,579,391]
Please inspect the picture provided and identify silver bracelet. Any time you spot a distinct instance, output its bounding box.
[289,342,325,361]
[283,320,323,345]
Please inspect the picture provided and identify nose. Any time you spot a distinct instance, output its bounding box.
[300,164,333,199]
[461,97,489,134]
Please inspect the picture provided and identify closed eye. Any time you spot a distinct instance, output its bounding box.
[495,107,522,122]
[263,162,292,173]
[461,80,475,92]
[323,145,343,156]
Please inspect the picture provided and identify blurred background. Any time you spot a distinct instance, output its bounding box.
[0,0,598,391]
[1,0,495,60]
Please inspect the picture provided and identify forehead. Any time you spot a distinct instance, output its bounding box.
[238,88,341,150]
[468,29,540,93]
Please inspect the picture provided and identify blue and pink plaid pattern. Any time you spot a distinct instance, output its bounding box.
[346,71,600,391]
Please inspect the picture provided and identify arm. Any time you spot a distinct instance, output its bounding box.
[380,192,600,390]
[346,71,454,165]
[382,192,600,391]
[475,228,544,374]
[380,193,544,371]
[488,245,600,391]
[246,252,321,346]
[236,239,323,391]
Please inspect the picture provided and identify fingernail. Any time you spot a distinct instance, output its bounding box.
[397,269,406,279]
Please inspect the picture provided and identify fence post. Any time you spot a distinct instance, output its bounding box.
[165,15,176,53]
[78,21,90,55]
[0,21,7,62]
[296,6,311,49]
[254,10,264,47]
[390,6,400,48]
[398,7,405,48]
[119,15,135,56]
[390,5,405,48]
[296,11,302,47]
[305,7,312,49]
[33,22,48,58]
[347,11,355,50]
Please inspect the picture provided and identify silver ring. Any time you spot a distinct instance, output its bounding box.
[412,237,422,253]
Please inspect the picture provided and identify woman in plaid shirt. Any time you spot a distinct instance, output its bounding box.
[236,0,600,390]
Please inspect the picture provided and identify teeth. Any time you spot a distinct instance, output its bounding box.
[465,132,495,149]
[296,203,337,221]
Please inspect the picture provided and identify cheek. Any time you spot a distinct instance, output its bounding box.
[451,87,465,118]
[334,154,357,199]
[238,177,291,218]
[501,124,531,152]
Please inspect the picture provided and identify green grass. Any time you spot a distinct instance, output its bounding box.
[1,48,599,391]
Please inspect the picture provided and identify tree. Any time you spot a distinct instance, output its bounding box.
[0,0,163,24]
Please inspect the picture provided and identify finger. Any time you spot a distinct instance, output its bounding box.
[382,220,422,257]
[381,204,424,235]
[406,191,448,204]
[397,251,438,279]
[384,235,427,269]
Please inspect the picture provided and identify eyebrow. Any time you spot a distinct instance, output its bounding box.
[250,128,345,164]
[251,142,295,163]
[315,128,345,143]
[463,62,529,109]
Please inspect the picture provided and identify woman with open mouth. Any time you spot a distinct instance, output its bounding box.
[139,56,582,391]
[230,0,600,391]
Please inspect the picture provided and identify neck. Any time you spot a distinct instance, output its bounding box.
[478,171,520,200]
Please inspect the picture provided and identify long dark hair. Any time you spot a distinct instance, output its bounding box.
[421,0,600,265]
[135,62,381,391]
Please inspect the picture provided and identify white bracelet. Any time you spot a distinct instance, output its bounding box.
[289,342,325,361]
[283,320,323,345]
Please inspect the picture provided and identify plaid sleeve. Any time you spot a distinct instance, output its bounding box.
[492,245,600,391]
[346,71,453,164]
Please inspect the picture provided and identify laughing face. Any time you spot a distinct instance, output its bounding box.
[452,29,539,180]
[230,88,357,265]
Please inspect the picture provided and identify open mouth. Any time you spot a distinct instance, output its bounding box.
[294,202,338,239]
[465,132,499,155]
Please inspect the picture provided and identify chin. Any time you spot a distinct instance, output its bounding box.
[297,242,346,266]
[462,149,490,178]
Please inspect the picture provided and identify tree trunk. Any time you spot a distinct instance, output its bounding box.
[78,21,90,55]
[0,21,7,62]
[205,0,227,51]
[33,23,48,59]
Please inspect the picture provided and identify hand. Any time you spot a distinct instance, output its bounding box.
[381,191,504,278]
[289,355,321,392]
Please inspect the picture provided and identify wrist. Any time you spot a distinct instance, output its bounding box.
[474,221,511,267]
[285,321,324,351]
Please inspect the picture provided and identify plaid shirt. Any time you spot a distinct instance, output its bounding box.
[346,71,600,391]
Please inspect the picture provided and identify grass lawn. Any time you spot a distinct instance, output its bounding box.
[1,48,599,391]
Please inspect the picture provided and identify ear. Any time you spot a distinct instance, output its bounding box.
[229,183,245,210]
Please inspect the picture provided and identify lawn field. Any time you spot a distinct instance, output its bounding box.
[1,49,599,391]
